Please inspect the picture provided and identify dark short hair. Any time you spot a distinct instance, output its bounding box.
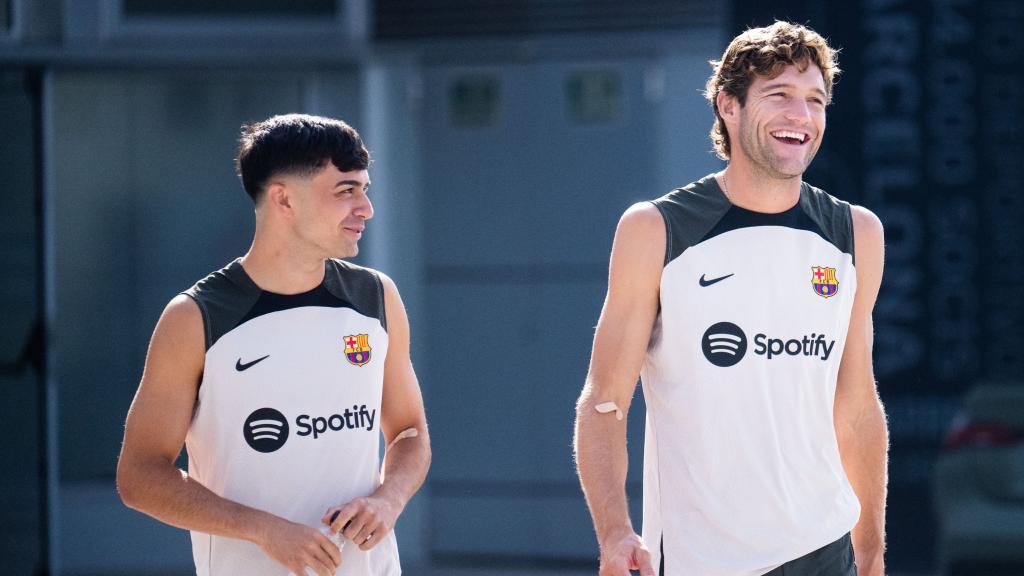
[235,114,371,203]
[705,21,840,160]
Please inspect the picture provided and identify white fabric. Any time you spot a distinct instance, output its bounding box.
[186,305,399,576]
[642,225,861,575]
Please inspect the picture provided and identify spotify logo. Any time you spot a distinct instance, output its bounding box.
[702,322,748,367]
[243,408,289,453]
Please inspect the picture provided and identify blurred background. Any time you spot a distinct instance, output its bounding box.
[1,0,1021,575]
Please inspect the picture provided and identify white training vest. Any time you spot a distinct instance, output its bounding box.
[184,258,400,576]
[641,175,861,575]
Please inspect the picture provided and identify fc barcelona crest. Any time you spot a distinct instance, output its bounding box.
[343,334,372,367]
[811,266,839,298]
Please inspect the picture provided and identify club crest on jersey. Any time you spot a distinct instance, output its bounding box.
[811,266,839,298]
[343,334,372,367]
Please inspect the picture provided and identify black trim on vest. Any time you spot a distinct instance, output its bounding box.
[701,195,812,244]
[183,258,386,352]
[651,174,732,266]
[238,283,352,326]
[323,258,387,332]
[798,181,856,266]
[183,259,261,352]
[652,175,855,266]
[660,535,665,576]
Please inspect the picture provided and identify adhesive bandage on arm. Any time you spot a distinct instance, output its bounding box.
[595,402,624,421]
[386,427,419,452]
[380,427,420,480]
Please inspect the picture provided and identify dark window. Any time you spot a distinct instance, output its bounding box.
[0,69,45,576]
[123,0,336,18]
[376,0,724,39]
[449,74,501,128]
[566,70,622,125]
[1,0,11,33]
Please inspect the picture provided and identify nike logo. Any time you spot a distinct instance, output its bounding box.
[699,273,734,287]
[236,355,269,372]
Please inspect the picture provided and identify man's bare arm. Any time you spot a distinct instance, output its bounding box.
[116,295,341,576]
[325,273,431,550]
[834,206,888,576]
[574,203,664,576]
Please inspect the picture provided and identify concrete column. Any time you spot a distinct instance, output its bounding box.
[361,56,429,567]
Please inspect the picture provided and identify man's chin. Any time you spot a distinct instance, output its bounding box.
[764,165,805,180]
[329,245,359,260]
[768,158,811,180]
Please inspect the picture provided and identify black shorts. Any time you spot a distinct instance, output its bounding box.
[763,533,857,576]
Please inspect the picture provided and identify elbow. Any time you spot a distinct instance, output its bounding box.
[574,382,599,421]
[115,463,135,509]
[423,444,433,476]
[116,458,144,511]
[574,396,590,422]
[421,430,433,472]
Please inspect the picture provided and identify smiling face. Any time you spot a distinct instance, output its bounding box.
[731,63,827,180]
[285,163,373,260]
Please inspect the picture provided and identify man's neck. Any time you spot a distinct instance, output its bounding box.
[718,159,802,214]
[240,230,327,295]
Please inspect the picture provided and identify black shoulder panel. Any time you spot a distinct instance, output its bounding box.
[661,179,854,263]
[182,258,387,352]
[650,174,732,265]
[182,259,261,351]
[798,183,855,264]
[323,259,387,332]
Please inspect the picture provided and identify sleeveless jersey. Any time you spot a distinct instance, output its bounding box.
[183,258,400,576]
[641,175,861,576]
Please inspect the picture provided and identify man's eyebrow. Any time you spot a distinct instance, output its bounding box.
[760,82,828,99]
[335,179,370,188]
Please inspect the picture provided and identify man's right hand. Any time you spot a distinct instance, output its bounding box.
[599,531,656,576]
[254,517,342,576]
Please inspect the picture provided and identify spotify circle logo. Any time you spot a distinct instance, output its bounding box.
[702,322,748,367]
[243,408,289,453]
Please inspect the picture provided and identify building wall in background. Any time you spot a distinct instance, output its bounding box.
[416,42,722,564]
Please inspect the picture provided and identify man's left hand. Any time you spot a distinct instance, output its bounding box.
[322,496,400,551]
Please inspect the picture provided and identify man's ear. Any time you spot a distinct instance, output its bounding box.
[717,90,739,123]
[265,182,292,213]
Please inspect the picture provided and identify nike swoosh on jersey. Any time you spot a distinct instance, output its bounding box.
[235,355,270,371]
[699,273,734,287]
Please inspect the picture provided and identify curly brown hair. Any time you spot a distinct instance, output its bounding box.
[705,21,840,160]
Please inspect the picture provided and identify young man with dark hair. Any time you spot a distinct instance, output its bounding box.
[117,114,430,576]
[575,22,887,576]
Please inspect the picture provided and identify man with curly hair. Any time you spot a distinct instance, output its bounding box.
[575,22,887,576]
